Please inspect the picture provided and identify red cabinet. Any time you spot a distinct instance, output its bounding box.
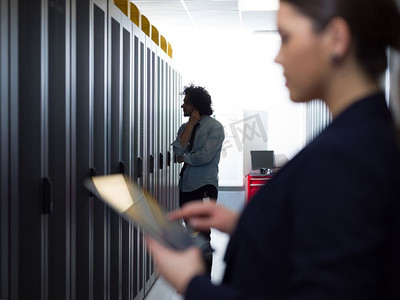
[245,174,273,202]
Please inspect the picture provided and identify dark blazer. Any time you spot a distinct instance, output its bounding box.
[185,93,400,299]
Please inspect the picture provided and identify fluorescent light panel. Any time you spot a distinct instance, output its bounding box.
[238,0,279,11]
[181,0,197,26]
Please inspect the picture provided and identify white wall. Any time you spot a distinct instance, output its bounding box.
[173,32,306,186]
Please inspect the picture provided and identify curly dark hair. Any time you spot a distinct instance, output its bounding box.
[181,84,214,116]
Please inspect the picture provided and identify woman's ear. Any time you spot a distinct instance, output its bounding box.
[326,17,352,63]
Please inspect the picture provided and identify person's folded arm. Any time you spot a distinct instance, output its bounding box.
[171,124,189,156]
[184,124,224,166]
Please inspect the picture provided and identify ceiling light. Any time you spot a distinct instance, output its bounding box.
[238,0,279,11]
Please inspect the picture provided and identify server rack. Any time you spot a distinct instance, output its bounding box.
[0,0,11,299]
[167,63,174,212]
[131,25,145,300]
[92,1,110,299]
[137,31,147,300]
[1,0,182,299]
[47,1,72,299]
[17,1,50,299]
[74,0,94,298]
[157,54,167,210]
[144,34,157,295]
[120,11,133,300]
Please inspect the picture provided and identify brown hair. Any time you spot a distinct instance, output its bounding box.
[281,0,400,79]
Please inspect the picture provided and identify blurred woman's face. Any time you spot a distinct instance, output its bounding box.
[275,2,332,103]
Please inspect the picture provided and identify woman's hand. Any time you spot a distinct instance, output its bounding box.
[145,237,206,295]
[169,201,240,235]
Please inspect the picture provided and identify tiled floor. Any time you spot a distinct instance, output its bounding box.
[144,190,244,300]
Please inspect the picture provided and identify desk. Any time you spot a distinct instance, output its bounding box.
[245,173,273,202]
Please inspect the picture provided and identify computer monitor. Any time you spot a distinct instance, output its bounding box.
[250,150,275,174]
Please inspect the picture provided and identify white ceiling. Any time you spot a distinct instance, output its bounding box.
[130,0,278,44]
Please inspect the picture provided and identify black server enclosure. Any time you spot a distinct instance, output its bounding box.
[0,0,182,299]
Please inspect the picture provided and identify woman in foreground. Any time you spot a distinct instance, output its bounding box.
[147,0,400,298]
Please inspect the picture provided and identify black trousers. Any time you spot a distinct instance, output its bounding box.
[179,184,218,208]
[179,184,218,277]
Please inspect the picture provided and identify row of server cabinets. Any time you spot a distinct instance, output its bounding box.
[0,0,183,299]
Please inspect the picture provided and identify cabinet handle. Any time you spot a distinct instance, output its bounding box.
[137,157,143,178]
[119,161,126,174]
[159,153,164,169]
[88,168,98,197]
[167,151,171,167]
[42,177,53,215]
[149,155,154,173]
[89,167,97,177]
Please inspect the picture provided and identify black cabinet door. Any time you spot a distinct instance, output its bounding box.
[121,16,134,300]
[18,0,46,298]
[109,4,123,300]
[74,0,93,298]
[92,1,108,299]
[47,0,71,299]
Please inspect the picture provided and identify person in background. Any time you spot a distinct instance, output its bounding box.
[171,84,225,277]
[148,0,400,298]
